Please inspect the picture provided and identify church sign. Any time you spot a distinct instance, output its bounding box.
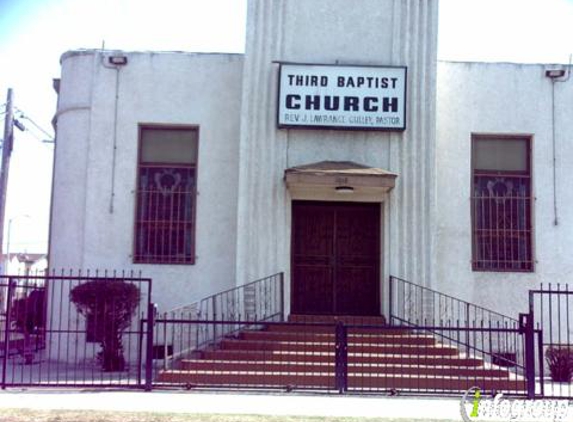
[278,63,407,131]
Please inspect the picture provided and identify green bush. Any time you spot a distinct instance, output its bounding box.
[70,279,140,372]
[545,346,573,382]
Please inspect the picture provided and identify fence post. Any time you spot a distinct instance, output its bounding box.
[212,296,217,345]
[465,302,470,326]
[1,278,15,390]
[536,329,544,398]
[137,318,144,386]
[388,277,393,325]
[145,302,156,391]
[335,321,348,394]
[465,303,471,355]
[519,312,535,399]
[279,272,285,321]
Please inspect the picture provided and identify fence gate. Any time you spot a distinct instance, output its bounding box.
[1,273,152,388]
[528,284,573,398]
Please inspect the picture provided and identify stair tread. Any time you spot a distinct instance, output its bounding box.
[289,314,386,320]
[206,349,472,356]
[203,350,481,360]
[223,338,456,349]
[161,369,523,380]
[223,339,454,347]
[182,359,498,369]
[242,331,436,338]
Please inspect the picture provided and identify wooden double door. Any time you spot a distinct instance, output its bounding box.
[291,201,381,316]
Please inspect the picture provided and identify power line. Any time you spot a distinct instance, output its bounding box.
[15,111,53,139]
[20,127,45,142]
[14,107,54,140]
[24,130,54,149]
[0,118,53,149]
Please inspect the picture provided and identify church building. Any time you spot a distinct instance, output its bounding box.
[49,0,573,321]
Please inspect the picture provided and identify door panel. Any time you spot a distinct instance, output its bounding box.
[291,265,334,315]
[335,205,380,315]
[291,204,334,315]
[336,266,378,315]
[291,201,380,316]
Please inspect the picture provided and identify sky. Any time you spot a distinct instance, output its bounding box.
[0,0,572,255]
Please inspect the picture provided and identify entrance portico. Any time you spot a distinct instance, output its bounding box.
[285,161,397,316]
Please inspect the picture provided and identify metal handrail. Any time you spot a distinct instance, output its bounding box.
[159,272,284,367]
[389,275,521,368]
[166,272,284,321]
[389,275,518,327]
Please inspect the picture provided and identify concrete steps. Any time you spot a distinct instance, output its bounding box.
[239,330,437,345]
[197,349,485,366]
[156,314,526,393]
[218,339,459,355]
[178,359,511,377]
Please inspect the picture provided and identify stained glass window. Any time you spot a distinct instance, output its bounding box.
[471,136,533,272]
[134,126,197,264]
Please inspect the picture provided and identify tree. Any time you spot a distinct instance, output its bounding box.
[70,279,140,372]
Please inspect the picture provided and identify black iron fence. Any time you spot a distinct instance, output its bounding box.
[2,272,571,400]
[154,272,284,371]
[388,278,573,399]
[192,272,284,322]
[148,318,529,396]
[389,277,525,380]
[1,271,152,388]
[528,283,573,398]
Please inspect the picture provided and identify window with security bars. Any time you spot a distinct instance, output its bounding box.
[134,126,198,264]
[471,136,533,272]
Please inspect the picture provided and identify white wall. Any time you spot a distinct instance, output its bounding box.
[436,61,573,317]
[50,51,244,311]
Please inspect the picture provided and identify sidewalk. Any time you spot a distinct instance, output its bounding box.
[0,389,463,420]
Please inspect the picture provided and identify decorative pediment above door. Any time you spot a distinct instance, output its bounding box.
[284,161,397,200]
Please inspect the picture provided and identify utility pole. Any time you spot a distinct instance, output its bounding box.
[0,89,14,274]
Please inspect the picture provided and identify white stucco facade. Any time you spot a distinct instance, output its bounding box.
[50,51,243,310]
[49,0,572,319]
[436,61,573,316]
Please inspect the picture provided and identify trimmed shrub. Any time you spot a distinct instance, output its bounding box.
[545,346,573,382]
[70,279,140,372]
